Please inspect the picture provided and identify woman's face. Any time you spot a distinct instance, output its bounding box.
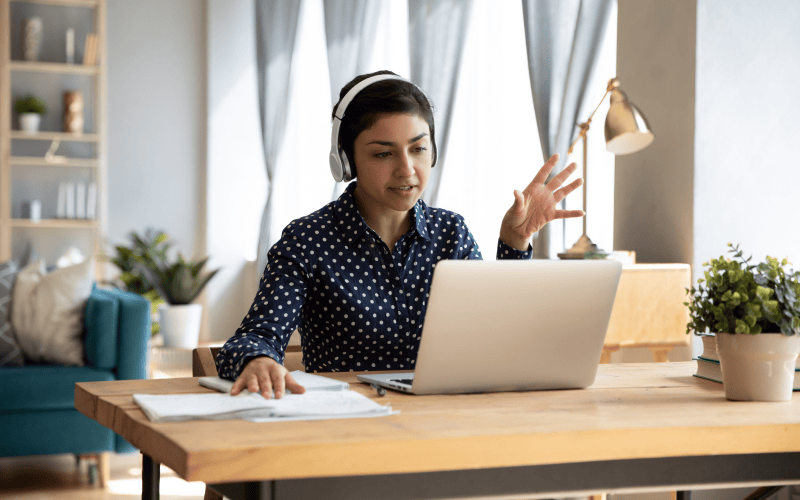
[352,113,433,219]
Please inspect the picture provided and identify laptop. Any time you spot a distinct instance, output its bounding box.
[357,259,622,395]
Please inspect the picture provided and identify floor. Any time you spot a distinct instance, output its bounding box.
[0,452,207,500]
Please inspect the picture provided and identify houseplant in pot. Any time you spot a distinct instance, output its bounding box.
[685,243,800,401]
[15,94,47,133]
[136,251,220,349]
[106,229,170,337]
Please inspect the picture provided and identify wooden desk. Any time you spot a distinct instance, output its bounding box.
[75,363,800,500]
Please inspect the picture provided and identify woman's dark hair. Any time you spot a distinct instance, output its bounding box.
[331,70,437,179]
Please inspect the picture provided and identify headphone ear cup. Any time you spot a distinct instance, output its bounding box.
[341,149,355,181]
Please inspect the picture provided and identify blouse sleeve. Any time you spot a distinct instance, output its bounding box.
[215,223,310,380]
[496,239,533,260]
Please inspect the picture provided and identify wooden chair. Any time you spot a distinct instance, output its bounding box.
[192,345,304,500]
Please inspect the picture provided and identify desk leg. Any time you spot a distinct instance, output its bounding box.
[142,453,160,500]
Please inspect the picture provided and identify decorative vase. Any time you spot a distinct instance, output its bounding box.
[19,113,41,133]
[23,17,42,61]
[716,332,800,401]
[63,91,84,134]
[158,303,203,349]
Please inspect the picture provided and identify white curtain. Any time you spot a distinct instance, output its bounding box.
[409,0,474,208]
[254,0,302,275]
[323,0,384,200]
[522,0,613,258]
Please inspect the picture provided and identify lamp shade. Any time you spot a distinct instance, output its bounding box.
[604,88,654,155]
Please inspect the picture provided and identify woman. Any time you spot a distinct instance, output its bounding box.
[215,70,584,398]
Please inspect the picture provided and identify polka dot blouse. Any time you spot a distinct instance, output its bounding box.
[215,182,532,378]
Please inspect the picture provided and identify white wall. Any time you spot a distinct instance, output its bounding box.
[205,0,267,342]
[694,0,800,277]
[106,0,206,262]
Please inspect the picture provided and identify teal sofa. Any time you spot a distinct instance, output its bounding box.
[0,287,150,460]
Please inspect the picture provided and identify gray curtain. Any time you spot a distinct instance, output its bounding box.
[522,0,613,258]
[255,0,302,275]
[409,0,474,208]
[324,0,384,200]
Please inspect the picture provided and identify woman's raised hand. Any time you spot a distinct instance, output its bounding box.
[499,153,585,251]
[230,356,306,399]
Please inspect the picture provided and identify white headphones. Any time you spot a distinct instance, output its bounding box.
[329,74,415,183]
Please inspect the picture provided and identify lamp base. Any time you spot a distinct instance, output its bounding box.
[557,234,609,260]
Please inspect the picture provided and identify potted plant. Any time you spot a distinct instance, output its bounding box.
[15,94,47,133]
[135,247,220,349]
[106,229,170,337]
[685,243,800,401]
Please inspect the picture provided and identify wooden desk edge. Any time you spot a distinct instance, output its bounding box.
[73,364,800,483]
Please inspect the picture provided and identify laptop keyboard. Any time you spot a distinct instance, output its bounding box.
[391,379,414,385]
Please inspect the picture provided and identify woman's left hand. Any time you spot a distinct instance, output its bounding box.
[499,153,585,251]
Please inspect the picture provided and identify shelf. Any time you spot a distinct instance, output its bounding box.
[10,61,98,75]
[10,156,97,167]
[11,218,97,229]
[9,0,98,8]
[10,131,99,143]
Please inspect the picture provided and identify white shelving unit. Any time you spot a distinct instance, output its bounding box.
[0,0,106,277]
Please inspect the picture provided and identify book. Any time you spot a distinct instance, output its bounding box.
[64,182,75,219]
[694,357,800,390]
[83,33,98,66]
[75,181,86,219]
[199,371,349,394]
[56,182,67,218]
[86,182,97,219]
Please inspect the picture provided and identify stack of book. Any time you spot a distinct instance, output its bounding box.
[694,334,800,390]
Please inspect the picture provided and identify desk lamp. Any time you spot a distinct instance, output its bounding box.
[558,78,654,259]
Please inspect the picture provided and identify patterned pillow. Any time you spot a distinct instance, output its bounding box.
[0,260,24,367]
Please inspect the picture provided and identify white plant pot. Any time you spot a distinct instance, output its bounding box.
[716,332,800,402]
[19,113,41,133]
[159,303,203,349]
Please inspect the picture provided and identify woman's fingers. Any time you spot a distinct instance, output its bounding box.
[257,370,273,399]
[531,153,559,186]
[270,367,287,399]
[553,178,584,203]
[554,209,586,220]
[227,357,300,400]
[546,162,578,192]
[284,373,306,395]
[230,377,246,396]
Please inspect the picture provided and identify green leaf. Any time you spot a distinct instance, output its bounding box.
[735,319,749,334]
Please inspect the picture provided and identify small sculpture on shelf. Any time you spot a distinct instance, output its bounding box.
[22,17,42,61]
[63,91,84,134]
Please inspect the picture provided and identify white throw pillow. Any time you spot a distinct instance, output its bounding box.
[12,258,95,366]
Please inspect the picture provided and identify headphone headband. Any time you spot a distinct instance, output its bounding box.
[329,74,413,183]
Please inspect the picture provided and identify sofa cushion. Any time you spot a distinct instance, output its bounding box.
[84,287,120,369]
[0,409,115,457]
[0,260,24,367]
[0,365,114,412]
[12,259,95,366]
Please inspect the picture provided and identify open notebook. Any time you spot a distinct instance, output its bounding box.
[133,371,396,423]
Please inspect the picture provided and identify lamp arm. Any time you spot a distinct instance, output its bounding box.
[567,78,620,155]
